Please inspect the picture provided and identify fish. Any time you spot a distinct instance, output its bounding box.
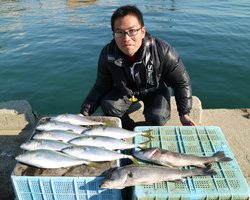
[48,114,105,126]
[82,126,153,139]
[36,121,87,134]
[15,149,92,169]
[133,148,232,168]
[61,146,138,163]
[33,130,82,143]
[100,164,216,189]
[20,139,74,151]
[69,135,150,150]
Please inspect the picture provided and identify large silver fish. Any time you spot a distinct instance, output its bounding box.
[133,148,232,168]
[69,135,150,150]
[33,130,81,143]
[82,126,152,139]
[36,121,87,134]
[20,139,73,151]
[100,164,216,189]
[62,146,137,163]
[15,149,92,169]
[49,114,105,126]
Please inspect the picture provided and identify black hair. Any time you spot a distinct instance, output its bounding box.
[111,5,144,32]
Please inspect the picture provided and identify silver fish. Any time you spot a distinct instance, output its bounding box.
[15,149,91,169]
[49,114,105,126]
[36,121,87,134]
[20,139,73,151]
[33,130,81,143]
[69,135,150,150]
[100,164,216,189]
[62,146,137,163]
[82,126,152,139]
[133,148,232,168]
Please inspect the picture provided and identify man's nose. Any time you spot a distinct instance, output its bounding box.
[123,33,131,41]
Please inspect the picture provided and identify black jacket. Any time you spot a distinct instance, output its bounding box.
[81,33,192,116]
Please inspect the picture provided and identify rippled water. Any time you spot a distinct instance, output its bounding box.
[0,0,249,114]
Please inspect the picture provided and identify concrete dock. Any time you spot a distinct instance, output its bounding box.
[0,99,249,199]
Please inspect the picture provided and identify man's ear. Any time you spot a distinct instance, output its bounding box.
[141,26,146,38]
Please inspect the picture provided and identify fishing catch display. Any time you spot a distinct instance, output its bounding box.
[15,114,233,188]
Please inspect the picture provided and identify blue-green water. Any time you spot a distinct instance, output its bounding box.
[1,0,249,115]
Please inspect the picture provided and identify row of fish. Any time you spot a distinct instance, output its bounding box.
[22,134,149,151]
[15,113,233,189]
[16,114,150,168]
[100,148,233,189]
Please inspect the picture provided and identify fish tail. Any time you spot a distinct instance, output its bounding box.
[191,165,217,177]
[138,139,151,149]
[213,151,233,162]
[142,129,154,139]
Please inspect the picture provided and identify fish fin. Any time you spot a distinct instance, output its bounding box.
[149,148,160,157]
[173,179,185,184]
[127,171,134,178]
[142,129,154,139]
[206,163,213,169]
[99,181,125,189]
[195,164,207,168]
[204,166,217,176]
[100,121,109,126]
[129,156,140,165]
[138,140,151,149]
[192,165,217,177]
[86,161,98,168]
[213,151,233,162]
[161,162,175,168]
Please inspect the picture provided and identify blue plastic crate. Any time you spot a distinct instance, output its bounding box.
[133,126,250,200]
[11,116,122,200]
[11,176,121,200]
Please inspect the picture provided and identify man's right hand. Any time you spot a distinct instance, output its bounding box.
[179,114,196,126]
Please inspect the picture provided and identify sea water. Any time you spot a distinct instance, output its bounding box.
[0,0,249,114]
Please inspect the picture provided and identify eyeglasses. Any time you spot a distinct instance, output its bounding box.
[113,27,142,38]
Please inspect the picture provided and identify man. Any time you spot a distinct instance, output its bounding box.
[80,5,196,129]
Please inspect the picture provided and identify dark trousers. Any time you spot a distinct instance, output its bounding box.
[101,87,171,129]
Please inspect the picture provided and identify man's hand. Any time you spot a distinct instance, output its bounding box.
[79,111,89,116]
[179,114,196,126]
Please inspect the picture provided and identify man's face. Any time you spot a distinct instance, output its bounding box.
[113,15,146,57]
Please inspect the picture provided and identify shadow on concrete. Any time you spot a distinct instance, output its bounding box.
[0,127,35,200]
